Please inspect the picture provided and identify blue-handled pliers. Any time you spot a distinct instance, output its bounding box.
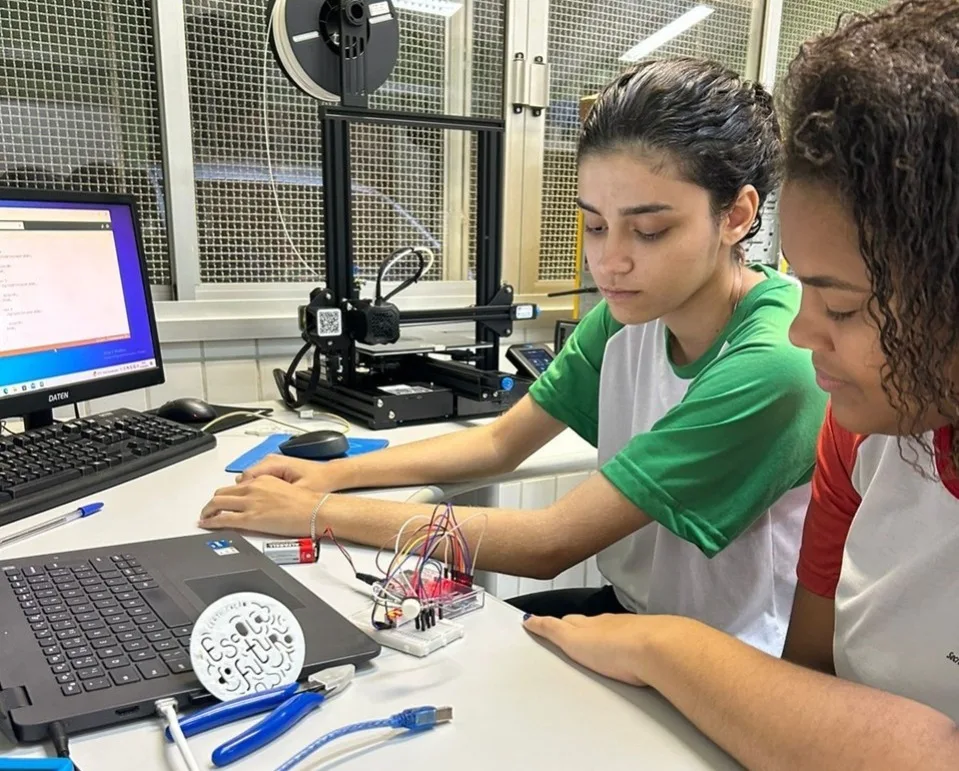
[166,664,355,767]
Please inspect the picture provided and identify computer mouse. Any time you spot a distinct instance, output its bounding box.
[278,430,350,461]
[156,397,218,424]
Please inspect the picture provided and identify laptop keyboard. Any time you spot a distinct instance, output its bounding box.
[3,553,194,696]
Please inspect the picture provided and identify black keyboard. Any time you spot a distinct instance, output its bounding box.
[0,408,216,527]
[3,553,194,696]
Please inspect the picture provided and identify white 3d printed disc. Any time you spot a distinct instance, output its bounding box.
[190,592,306,701]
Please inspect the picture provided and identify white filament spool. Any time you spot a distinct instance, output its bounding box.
[270,0,340,102]
[269,0,400,103]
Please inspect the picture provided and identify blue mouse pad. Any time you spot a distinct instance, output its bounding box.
[226,434,389,473]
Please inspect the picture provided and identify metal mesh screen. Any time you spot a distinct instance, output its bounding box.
[777,0,884,83]
[469,1,507,120]
[187,1,502,285]
[0,0,170,285]
[467,0,506,279]
[355,12,446,285]
[540,0,755,282]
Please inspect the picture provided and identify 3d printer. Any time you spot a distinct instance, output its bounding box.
[267,0,538,429]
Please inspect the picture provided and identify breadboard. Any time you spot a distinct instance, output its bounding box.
[350,608,464,657]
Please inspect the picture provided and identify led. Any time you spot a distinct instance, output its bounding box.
[400,598,422,618]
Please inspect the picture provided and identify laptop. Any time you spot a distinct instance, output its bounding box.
[0,531,380,743]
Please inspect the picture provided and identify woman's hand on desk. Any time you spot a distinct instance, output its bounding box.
[237,455,342,492]
[523,613,673,688]
[199,476,318,537]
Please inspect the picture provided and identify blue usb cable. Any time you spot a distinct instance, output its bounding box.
[274,705,453,771]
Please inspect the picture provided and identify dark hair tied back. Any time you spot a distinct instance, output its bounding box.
[578,56,783,254]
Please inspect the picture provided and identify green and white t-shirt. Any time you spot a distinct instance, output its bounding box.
[529,266,827,654]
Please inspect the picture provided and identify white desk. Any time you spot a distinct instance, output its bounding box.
[0,411,739,770]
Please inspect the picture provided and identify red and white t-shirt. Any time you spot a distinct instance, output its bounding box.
[797,405,959,722]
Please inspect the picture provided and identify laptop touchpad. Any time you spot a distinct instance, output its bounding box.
[186,570,305,611]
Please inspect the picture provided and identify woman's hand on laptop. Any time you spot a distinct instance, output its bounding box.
[199,475,319,537]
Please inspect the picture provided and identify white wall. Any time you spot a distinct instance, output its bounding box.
[58,322,553,417]
[71,339,304,416]
[457,472,605,601]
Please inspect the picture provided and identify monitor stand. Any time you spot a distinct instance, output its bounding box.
[22,408,55,432]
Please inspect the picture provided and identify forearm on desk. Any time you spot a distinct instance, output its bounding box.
[323,494,563,578]
[325,471,647,580]
[326,426,509,491]
[325,397,565,492]
[642,617,959,771]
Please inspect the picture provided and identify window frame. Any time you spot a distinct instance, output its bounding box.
[150,0,785,344]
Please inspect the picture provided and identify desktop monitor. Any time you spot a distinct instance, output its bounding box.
[0,188,163,430]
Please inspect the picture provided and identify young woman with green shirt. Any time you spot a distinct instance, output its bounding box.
[199,57,827,655]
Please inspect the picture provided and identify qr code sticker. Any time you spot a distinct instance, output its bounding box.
[315,308,343,337]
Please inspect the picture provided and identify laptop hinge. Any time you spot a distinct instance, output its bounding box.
[0,684,31,742]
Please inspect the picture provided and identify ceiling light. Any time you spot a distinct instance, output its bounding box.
[620,5,715,63]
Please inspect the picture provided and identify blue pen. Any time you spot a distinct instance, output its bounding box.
[168,664,355,767]
[0,502,103,550]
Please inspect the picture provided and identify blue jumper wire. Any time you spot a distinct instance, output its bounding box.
[274,705,454,771]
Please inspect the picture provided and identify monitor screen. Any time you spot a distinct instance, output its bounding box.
[0,193,160,414]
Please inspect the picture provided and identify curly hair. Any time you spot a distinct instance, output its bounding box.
[781,0,959,469]
[579,57,783,259]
